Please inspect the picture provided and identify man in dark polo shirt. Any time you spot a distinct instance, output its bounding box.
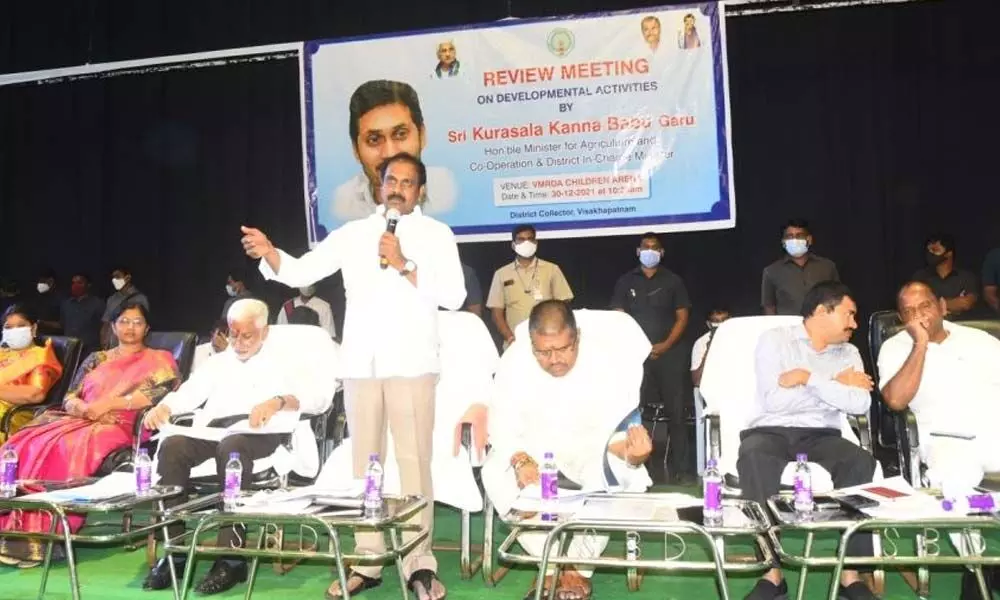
[761,219,840,315]
[912,233,978,318]
[611,232,693,483]
[62,273,104,355]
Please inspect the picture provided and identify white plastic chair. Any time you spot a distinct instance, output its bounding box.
[699,316,877,492]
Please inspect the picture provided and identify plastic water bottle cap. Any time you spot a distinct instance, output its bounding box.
[229,452,239,460]
[544,452,554,459]
[369,453,379,461]
[796,453,808,462]
[138,448,148,456]
[706,459,717,468]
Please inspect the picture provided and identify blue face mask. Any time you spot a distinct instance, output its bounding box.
[638,249,662,268]
[783,239,809,258]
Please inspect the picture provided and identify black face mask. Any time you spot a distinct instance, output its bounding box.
[925,251,947,267]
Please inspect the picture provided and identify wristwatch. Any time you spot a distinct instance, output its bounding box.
[276,396,287,410]
[400,259,417,275]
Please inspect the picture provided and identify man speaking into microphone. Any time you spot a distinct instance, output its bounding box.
[241,152,464,600]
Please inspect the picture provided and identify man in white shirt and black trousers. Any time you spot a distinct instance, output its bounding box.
[240,152,465,600]
[141,299,327,594]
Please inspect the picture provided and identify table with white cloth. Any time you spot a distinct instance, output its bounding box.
[766,492,1000,600]
[484,492,774,600]
[0,476,185,600]
[160,491,428,600]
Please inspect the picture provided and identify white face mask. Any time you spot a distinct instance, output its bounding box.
[2,326,34,350]
[36,283,51,294]
[783,239,809,258]
[225,284,237,297]
[514,240,537,259]
[112,277,126,291]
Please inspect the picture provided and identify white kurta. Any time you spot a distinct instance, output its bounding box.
[152,325,339,479]
[483,310,653,576]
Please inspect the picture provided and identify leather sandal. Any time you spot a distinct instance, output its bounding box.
[408,568,446,600]
[325,570,382,600]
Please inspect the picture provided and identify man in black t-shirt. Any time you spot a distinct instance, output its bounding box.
[610,232,693,483]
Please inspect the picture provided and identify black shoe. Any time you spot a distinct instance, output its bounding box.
[960,569,998,600]
[143,557,185,591]
[194,560,248,595]
[986,566,1000,592]
[838,581,877,600]
[744,578,788,600]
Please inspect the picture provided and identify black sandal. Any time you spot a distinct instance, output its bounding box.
[407,568,446,600]
[324,570,382,600]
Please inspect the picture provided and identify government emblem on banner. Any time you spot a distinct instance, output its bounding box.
[546,28,575,57]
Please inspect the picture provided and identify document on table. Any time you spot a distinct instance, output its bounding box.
[575,495,701,522]
[156,411,300,442]
[238,482,366,512]
[510,486,590,514]
[828,476,945,519]
[19,472,137,503]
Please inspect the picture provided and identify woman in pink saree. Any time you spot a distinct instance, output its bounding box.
[0,301,180,567]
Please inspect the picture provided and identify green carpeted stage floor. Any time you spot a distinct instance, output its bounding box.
[0,487,979,600]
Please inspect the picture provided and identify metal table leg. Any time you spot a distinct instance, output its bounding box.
[243,525,267,600]
[794,531,814,600]
[388,526,410,600]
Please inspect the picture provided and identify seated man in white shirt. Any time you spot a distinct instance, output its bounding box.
[192,318,229,372]
[141,299,326,595]
[878,281,1000,597]
[482,301,653,600]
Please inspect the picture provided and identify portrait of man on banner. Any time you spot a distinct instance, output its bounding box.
[330,79,458,223]
[432,41,460,78]
[678,13,701,50]
[641,15,662,53]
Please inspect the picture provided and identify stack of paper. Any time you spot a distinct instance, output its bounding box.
[510,486,590,514]
[20,472,137,503]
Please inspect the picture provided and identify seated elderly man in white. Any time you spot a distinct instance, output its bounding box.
[879,281,1000,598]
[141,299,332,596]
[482,300,653,600]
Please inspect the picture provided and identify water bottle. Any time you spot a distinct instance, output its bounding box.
[793,453,814,518]
[625,532,640,561]
[134,448,152,496]
[223,452,242,511]
[0,446,17,499]
[942,493,998,515]
[703,458,723,526]
[540,451,558,521]
[363,453,384,519]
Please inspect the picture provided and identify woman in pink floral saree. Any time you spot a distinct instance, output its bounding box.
[0,302,180,567]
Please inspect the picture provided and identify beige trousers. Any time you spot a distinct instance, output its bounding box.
[345,375,437,578]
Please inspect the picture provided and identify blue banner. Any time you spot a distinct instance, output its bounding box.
[301,2,734,243]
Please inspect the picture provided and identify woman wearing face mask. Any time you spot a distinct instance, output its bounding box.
[0,301,180,567]
[0,305,64,443]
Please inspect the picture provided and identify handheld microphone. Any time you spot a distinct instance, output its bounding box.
[380,208,401,269]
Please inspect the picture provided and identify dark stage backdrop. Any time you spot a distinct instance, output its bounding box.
[1,0,999,345]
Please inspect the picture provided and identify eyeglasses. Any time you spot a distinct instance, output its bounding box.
[383,175,418,191]
[531,338,578,360]
[227,331,259,344]
[116,318,147,328]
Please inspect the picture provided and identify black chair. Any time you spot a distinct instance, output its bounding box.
[867,310,906,476]
[146,331,198,382]
[0,336,83,436]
